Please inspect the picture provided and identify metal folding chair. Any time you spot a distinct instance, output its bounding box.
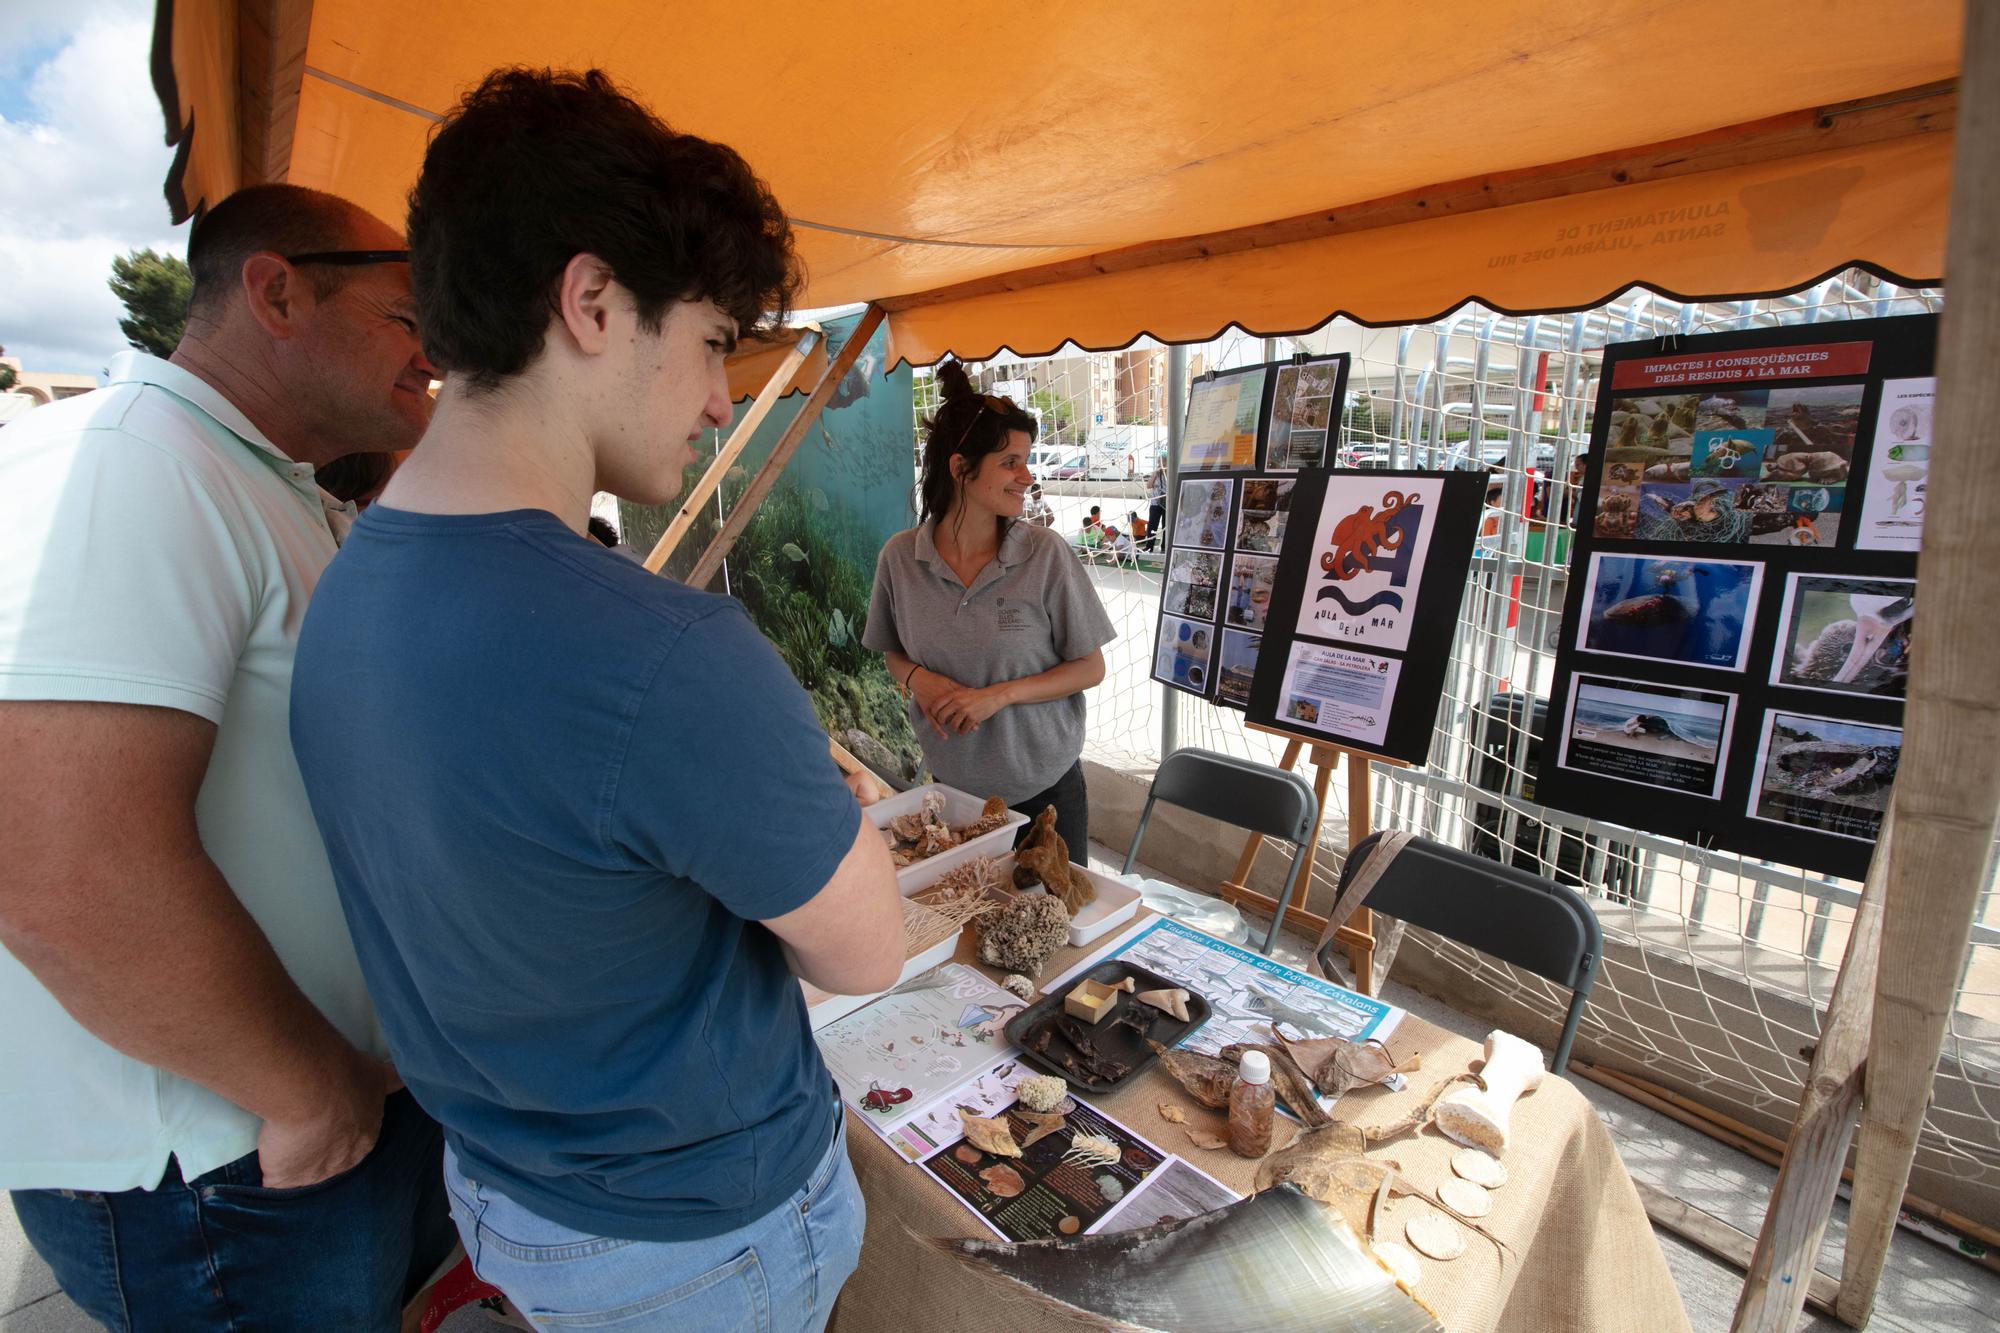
[1317,831,1602,1072]
[1121,748,1319,955]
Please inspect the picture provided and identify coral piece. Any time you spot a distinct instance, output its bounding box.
[976,893,1071,977]
[1000,973,1035,1001]
[958,1110,1022,1158]
[1010,806,1097,914]
[1137,987,1191,1022]
[1061,1134,1121,1169]
[1016,1075,1069,1113]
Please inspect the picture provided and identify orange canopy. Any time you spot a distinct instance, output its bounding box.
[158,1,1959,366]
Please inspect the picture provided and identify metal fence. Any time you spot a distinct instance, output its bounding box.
[926,269,2000,1225]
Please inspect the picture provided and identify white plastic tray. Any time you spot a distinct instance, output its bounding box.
[867,782,1028,896]
[994,854,1143,948]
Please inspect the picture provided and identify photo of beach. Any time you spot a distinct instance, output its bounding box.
[1559,675,1734,798]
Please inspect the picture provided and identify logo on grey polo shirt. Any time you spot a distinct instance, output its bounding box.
[995,596,1037,633]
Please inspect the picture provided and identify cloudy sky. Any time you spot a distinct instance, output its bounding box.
[1,0,189,377]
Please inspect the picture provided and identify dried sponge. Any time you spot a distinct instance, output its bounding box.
[977,893,1072,977]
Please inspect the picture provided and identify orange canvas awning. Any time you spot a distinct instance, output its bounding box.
[157,1,1960,366]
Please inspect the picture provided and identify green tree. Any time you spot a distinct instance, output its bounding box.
[108,249,192,358]
[0,363,15,392]
[1029,387,1082,445]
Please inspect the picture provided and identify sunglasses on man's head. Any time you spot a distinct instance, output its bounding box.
[284,250,411,266]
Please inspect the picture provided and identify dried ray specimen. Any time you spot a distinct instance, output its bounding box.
[1272,1027,1420,1096]
[928,1182,1443,1332]
[1184,1129,1229,1151]
[1452,1148,1508,1190]
[1150,1042,1236,1110]
[958,1110,1022,1158]
[1438,1178,1491,1219]
[1255,1123,1399,1234]
[1405,1212,1465,1262]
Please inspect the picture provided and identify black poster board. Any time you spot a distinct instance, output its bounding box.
[1151,355,1350,707]
[1535,315,1935,880]
[1244,470,1486,764]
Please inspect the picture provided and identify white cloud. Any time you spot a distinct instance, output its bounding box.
[0,4,188,377]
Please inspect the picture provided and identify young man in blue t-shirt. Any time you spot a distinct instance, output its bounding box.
[289,69,903,1331]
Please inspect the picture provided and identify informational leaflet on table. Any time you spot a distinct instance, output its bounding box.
[919,1096,1171,1242]
[1855,376,1933,551]
[1273,642,1400,747]
[815,964,1029,1151]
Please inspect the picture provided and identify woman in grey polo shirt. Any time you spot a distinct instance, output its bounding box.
[865,363,1116,855]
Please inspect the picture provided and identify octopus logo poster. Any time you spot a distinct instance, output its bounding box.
[1294,477,1444,653]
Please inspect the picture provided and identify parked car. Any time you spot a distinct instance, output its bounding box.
[1034,447,1089,480]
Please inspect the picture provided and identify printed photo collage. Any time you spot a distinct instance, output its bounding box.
[1547,319,1932,868]
[1153,357,1348,709]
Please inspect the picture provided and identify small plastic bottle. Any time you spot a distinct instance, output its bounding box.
[1228,1050,1275,1158]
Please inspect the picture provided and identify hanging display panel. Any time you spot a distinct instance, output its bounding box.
[1536,314,1935,879]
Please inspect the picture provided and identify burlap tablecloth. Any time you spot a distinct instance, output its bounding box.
[827,916,1689,1333]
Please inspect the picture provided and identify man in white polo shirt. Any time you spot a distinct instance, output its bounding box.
[0,184,456,1328]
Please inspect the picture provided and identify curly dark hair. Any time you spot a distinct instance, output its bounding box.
[406,67,802,391]
[918,362,1039,544]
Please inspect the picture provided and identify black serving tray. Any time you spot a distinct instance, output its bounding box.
[1004,959,1211,1093]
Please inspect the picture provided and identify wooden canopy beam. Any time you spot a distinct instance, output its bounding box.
[1839,9,2000,1325]
[236,0,312,189]
[876,81,1954,317]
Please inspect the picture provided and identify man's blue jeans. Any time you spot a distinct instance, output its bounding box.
[11,1089,456,1331]
[443,1112,865,1332]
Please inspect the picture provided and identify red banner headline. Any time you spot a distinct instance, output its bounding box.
[1611,341,1873,390]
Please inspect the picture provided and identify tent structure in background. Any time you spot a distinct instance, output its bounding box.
[151,6,1996,1333]
[156,1,1955,366]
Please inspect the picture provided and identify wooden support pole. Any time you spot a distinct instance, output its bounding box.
[1731,815,1890,1333]
[1344,751,1377,990]
[644,329,820,574]
[686,305,885,589]
[1842,7,2000,1323]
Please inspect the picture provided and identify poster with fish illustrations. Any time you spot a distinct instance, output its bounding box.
[1540,314,1935,880]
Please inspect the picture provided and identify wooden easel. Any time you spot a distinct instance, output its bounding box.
[1219,721,1408,995]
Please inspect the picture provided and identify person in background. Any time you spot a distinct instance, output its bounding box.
[1022,481,1055,527]
[1079,509,1105,549]
[1145,459,1168,550]
[1106,525,1136,563]
[288,69,900,1333]
[1125,509,1150,549]
[0,183,453,1329]
[866,361,1115,856]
